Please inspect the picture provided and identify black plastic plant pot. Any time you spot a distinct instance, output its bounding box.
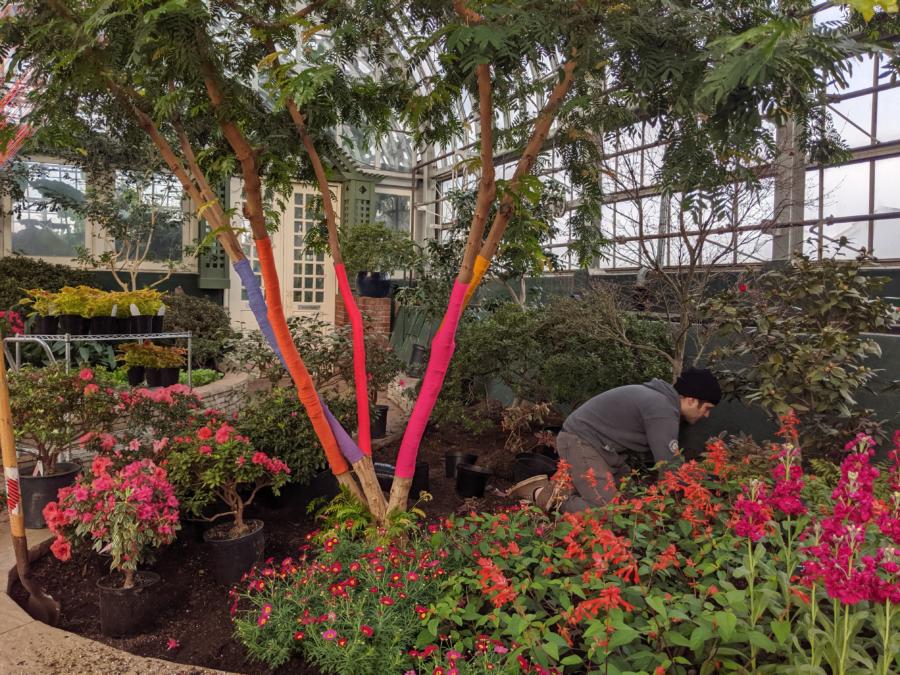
[151,315,164,333]
[145,367,163,388]
[113,317,130,334]
[455,463,492,498]
[356,271,392,298]
[97,571,161,637]
[203,519,265,585]
[19,461,81,529]
[445,451,479,479]
[159,367,179,387]
[129,315,154,334]
[513,452,559,484]
[30,315,58,335]
[374,461,429,496]
[127,366,145,387]
[371,404,389,439]
[90,315,118,335]
[57,314,87,335]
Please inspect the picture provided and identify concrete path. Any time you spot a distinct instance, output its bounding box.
[0,515,230,675]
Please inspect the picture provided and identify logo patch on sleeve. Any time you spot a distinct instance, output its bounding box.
[668,439,681,456]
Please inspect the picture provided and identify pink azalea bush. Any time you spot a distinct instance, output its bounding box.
[165,410,290,537]
[80,383,203,470]
[9,365,119,473]
[43,457,180,588]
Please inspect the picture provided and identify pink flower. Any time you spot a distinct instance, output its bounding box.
[729,480,773,542]
[360,624,374,637]
[73,486,89,502]
[50,536,71,561]
[236,456,246,466]
[322,629,338,640]
[215,423,234,444]
[380,596,394,606]
[129,438,141,452]
[166,638,180,650]
[197,426,213,441]
[83,383,99,395]
[198,445,213,455]
[78,368,93,381]
[91,455,113,476]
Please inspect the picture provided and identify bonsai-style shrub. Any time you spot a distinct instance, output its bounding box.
[307,221,419,274]
[43,456,180,588]
[81,384,204,469]
[161,291,233,368]
[705,249,899,454]
[165,411,291,537]
[9,365,118,474]
[238,390,357,485]
[118,342,186,369]
[0,254,92,313]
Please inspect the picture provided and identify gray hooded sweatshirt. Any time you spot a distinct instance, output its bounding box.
[561,378,682,468]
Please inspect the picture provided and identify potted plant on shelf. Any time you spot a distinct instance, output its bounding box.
[43,456,180,637]
[52,285,97,335]
[8,365,119,528]
[166,411,291,584]
[86,290,123,335]
[119,342,185,387]
[311,222,419,298]
[20,288,59,335]
[120,289,164,334]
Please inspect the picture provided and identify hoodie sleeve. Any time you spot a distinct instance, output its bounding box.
[641,411,682,465]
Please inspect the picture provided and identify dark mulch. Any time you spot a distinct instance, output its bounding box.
[11,422,529,674]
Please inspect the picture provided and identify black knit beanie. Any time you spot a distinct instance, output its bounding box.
[673,367,722,405]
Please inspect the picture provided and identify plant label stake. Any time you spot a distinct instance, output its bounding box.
[0,348,60,625]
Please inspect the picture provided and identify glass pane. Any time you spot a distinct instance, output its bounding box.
[374,192,411,232]
[873,157,900,259]
[876,86,900,143]
[828,96,872,147]
[12,162,87,257]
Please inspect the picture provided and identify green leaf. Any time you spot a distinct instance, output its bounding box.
[714,611,737,643]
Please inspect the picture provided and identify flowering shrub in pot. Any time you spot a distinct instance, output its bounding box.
[165,411,290,584]
[79,384,203,471]
[43,456,180,636]
[9,365,119,528]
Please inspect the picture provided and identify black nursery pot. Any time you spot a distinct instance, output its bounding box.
[90,315,118,335]
[203,519,265,585]
[151,315,164,333]
[513,452,559,484]
[371,404,389,439]
[356,271,392,298]
[129,315,154,334]
[145,367,163,388]
[455,463,492,498]
[19,461,81,530]
[97,571,161,637]
[159,367,179,387]
[408,343,429,378]
[374,461,430,497]
[57,314,87,335]
[127,366,145,387]
[444,451,478,479]
[30,315,58,335]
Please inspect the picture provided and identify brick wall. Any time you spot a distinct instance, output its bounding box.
[334,294,392,336]
[194,372,252,414]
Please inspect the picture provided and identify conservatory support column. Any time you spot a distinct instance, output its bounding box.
[772,119,806,261]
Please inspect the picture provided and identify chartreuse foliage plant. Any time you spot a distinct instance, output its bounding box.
[234,417,900,674]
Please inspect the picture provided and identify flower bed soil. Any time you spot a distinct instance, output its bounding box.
[11,423,523,674]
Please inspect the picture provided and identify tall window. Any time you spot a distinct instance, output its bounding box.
[11,161,87,258]
[374,192,411,232]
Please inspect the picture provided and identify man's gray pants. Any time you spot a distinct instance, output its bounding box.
[556,431,625,513]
